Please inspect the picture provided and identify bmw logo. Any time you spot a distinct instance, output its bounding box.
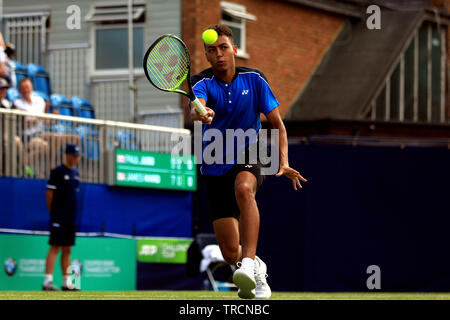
[4,258,17,277]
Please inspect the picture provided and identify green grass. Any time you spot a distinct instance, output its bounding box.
[1,291,450,300]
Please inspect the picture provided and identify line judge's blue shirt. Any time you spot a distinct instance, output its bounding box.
[191,66,279,176]
[46,164,80,224]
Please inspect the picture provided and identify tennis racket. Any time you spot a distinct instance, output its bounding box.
[143,34,210,119]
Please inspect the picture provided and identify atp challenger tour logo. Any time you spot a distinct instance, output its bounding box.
[171,122,280,175]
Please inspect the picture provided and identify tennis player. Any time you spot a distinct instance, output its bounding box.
[190,25,307,299]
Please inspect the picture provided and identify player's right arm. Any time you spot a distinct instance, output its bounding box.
[190,98,214,124]
[45,189,53,214]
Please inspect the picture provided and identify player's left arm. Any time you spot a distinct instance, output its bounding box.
[265,108,307,190]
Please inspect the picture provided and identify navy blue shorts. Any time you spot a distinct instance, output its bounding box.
[203,162,265,221]
[49,222,76,247]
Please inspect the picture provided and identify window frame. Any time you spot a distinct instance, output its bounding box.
[220,1,256,59]
[85,2,145,22]
[90,23,145,78]
[369,20,447,124]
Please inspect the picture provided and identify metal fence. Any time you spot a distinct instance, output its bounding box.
[0,108,191,184]
[91,78,131,122]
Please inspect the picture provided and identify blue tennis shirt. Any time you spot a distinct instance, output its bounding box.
[47,164,80,224]
[191,66,279,176]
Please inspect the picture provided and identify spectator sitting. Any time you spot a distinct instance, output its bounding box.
[14,78,80,172]
[0,77,24,175]
[0,33,9,83]
[13,78,49,176]
[0,77,12,108]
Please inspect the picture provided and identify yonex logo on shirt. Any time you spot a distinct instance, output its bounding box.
[190,66,280,176]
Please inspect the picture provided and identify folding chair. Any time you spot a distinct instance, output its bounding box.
[188,233,236,292]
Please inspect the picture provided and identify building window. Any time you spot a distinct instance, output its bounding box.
[85,2,145,22]
[86,1,145,76]
[3,11,50,66]
[220,1,256,59]
[94,26,144,70]
[371,21,446,123]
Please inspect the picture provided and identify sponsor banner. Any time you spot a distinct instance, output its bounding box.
[0,234,136,291]
[137,238,192,264]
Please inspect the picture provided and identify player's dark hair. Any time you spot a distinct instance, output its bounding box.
[203,24,234,47]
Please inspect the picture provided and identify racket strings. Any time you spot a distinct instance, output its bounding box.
[146,37,189,90]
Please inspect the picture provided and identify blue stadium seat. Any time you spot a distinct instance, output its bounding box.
[56,106,74,117]
[50,94,71,109]
[27,63,51,95]
[76,125,99,161]
[71,96,95,119]
[115,130,138,150]
[79,108,95,119]
[72,96,98,159]
[12,61,28,88]
[49,94,75,133]
[7,88,21,102]
[71,96,92,109]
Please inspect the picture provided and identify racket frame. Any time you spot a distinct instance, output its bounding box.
[143,34,207,116]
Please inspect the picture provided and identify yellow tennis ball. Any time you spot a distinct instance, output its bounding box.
[202,29,218,45]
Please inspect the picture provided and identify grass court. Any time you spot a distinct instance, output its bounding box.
[1,291,450,300]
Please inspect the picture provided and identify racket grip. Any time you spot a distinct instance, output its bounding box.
[191,98,207,116]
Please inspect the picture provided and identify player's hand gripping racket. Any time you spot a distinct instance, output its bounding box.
[143,34,212,122]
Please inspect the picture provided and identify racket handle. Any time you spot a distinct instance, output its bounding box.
[191,98,207,116]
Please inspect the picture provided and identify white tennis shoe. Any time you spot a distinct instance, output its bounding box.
[233,262,256,299]
[254,256,271,299]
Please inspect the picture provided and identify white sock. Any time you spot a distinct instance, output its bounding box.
[44,274,53,285]
[63,276,72,287]
[241,257,255,270]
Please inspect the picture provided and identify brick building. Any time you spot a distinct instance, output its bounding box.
[183,0,450,138]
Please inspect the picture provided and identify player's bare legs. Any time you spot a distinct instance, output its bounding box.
[211,171,270,299]
[212,171,260,263]
[231,171,262,299]
[61,246,72,276]
[60,246,78,290]
[234,171,259,259]
[213,217,242,265]
[43,245,61,290]
[45,245,61,275]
